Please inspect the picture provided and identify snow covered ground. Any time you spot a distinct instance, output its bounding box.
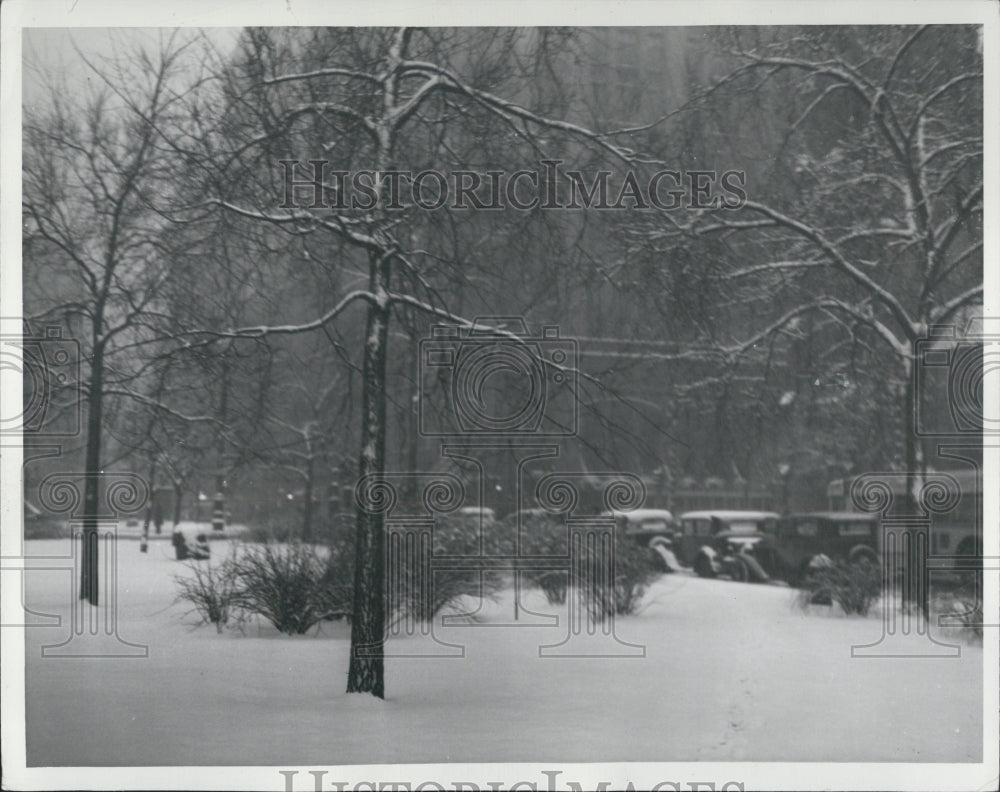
[21,537,982,766]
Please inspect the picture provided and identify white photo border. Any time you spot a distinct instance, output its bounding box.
[2,1,996,790]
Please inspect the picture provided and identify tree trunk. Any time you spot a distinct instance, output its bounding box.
[346,31,403,698]
[403,336,420,509]
[141,458,156,553]
[79,340,105,604]
[172,480,184,526]
[346,263,391,698]
[302,455,314,542]
[902,346,928,617]
[903,352,922,516]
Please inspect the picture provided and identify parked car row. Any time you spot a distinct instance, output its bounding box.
[437,504,886,589]
[607,508,883,587]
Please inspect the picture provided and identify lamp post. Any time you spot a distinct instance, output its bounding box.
[197,491,208,527]
[211,476,226,532]
[778,463,791,513]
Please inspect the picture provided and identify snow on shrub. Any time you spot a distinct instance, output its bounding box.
[174,550,240,633]
[230,540,330,634]
[507,512,570,605]
[798,558,881,616]
[535,570,570,605]
[579,531,660,620]
[608,538,660,615]
[388,514,503,624]
[502,511,658,615]
[931,577,984,643]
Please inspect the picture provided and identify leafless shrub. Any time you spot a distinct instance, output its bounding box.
[174,549,241,633]
[388,515,503,624]
[931,577,984,643]
[579,533,660,621]
[231,540,329,634]
[503,512,658,615]
[798,559,881,616]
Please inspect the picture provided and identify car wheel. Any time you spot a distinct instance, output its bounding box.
[694,553,716,579]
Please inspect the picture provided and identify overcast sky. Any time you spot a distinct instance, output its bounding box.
[22,27,240,109]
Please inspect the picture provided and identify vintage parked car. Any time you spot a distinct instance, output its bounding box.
[673,510,780,580]
[605,509,681,571]
[748,511,881,585]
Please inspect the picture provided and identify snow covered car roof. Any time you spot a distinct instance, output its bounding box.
[604,508,674,522]
[781,511,877,521]
[679,510,779,521]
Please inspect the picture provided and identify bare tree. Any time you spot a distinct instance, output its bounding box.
[22,35,196,603]
[633,25,983,506]
[179,26,651,697]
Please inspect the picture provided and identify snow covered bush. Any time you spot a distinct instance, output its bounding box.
[316,535,355,621]
[579,531,660,620]
[506,512,658,615]
[535,570,569,605]
[610,539,661,615]
[510,512,570,605]
[479,511,518,559]
[174,551,240,633]
[798,559,882,616]
[931,577,984,643]
[231,540,330,634]
[388,515,503,623]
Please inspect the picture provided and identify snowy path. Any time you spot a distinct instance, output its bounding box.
[20,539,982,766]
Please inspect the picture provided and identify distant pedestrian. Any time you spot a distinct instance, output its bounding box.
[171,527,189,561]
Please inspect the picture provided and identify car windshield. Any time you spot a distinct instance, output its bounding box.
[726,521,759,535]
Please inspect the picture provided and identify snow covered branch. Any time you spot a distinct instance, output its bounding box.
[183,289,377,342]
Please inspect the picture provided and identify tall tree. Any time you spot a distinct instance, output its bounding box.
[632,25,983,504]
[23,36,194,603]
[182,27,648,696]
